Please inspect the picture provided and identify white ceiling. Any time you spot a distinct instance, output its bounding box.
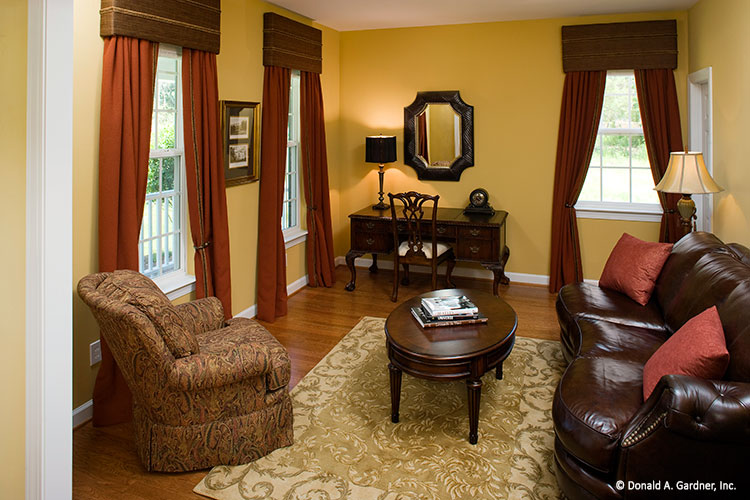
[267,0,698,31]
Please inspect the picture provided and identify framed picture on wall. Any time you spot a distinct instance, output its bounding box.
[221,100,260,186]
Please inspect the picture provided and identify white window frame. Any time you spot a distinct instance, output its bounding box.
[140,45,195,299]
[283,70,307,248]
[576,70,663,222]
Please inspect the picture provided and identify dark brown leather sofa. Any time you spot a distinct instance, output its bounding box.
[553,232,750,499]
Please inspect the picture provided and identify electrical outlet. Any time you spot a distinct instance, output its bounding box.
[90,340,102,366]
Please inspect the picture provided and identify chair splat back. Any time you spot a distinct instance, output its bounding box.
[387,191,455,301]
[389,191,439,258]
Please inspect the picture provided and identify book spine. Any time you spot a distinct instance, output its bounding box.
[422,306,478,317]
[421,317,488,328]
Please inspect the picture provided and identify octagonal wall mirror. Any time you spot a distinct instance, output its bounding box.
[404,91,474,181]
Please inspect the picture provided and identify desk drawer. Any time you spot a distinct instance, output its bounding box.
[352,219,390,234]
[352,231,392,253]
[457,239,496,261]
[458,226,494,240]
[394,223,455,238]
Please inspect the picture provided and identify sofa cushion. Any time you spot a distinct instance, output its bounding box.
[654,231,727,323]
[576,318,667,361]
[599,233,673,305]
[98,270,199,358]
[557,282,666,359]
[643,306,729,400]
[553,319,665,473]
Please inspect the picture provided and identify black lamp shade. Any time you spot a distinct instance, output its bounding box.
[365,135,397,164]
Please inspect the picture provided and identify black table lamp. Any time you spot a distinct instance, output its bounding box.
[365,135,397,210]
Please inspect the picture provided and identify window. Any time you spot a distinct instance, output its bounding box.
[576,71,662,221]
[282,70,306,247]
[139,46,193,295]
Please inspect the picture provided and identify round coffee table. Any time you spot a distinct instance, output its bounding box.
[385,289,517,444]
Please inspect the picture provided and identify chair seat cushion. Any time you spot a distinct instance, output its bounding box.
[97,270,199,358]
[398,240,450,259]
[553,319,666,473]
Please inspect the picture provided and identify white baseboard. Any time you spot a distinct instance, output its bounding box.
[335,255,601,287]
[334,255,551,286]
[72,400,93,428]
[234,275,309,320]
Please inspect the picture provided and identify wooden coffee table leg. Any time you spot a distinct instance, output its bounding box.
[467,378,482,444]
[389,363,402,423]
[496,363,503,380]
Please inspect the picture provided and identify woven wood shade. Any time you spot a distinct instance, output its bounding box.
[562,20,677,72]
[100,0,221,54]
[263,12,322,74]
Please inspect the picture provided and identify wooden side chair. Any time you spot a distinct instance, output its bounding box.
[388,191,456,302]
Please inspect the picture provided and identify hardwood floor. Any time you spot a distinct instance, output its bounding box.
[73,265,560,499]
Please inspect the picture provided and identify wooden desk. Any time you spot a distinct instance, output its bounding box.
[345,206,510,294]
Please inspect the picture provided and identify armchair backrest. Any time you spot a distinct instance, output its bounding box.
[388,191,439,260]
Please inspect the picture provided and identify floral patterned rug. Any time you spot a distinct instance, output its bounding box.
[194,316,565,500]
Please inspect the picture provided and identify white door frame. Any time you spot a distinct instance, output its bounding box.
[687,67,714,232]
[26,0,74,499]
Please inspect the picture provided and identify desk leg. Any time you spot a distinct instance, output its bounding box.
[467,378,482,444]
[483,246,511,295]
[389,363,402,423]
[369,254,379,273]
[345,250,365,291]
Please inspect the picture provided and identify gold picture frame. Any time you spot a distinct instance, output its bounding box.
[221,100,261,186]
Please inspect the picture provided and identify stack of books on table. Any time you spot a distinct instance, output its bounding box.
[411,295,488,328]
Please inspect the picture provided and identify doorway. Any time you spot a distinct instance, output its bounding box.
[688,67,714,232]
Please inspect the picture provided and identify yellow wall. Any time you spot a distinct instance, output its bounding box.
[0,0,27,496]
[338,11,688,280]
[72,0,339,408]
[689,0,750,247]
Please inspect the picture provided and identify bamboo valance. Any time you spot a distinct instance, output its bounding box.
[562,20,677,72]
[263,12,322,74]
[100,0,221,54]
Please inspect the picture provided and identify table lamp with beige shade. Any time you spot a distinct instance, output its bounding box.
[654,151,724,235]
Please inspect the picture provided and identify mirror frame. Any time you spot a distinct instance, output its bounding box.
[404,90,474,181]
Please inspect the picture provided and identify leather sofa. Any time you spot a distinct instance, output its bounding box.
[553,232,750,499]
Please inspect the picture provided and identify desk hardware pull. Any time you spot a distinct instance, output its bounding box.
[366,222,375,230]
[470,245,480,254]
[437,226,447,234]
[470,229,481,237]
[366,238,375,245]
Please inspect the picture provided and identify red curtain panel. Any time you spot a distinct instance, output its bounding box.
[94,36,158,425]
[300,72,336,288]
[257,66,292,321]
[549,71,607,293]
[635,69,684,244]
[182,48,233,318]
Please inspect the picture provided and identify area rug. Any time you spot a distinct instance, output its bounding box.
[194,316,566,500]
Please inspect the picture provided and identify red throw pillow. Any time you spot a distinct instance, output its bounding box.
[599,233,673,305]
[642,306,729,400]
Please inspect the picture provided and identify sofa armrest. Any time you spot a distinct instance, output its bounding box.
[623,374,750,446]
[615,375,750,489]
[167,341,272,391]
[175,297,225,335]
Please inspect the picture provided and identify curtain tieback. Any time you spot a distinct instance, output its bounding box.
[664,209,676,214]
[564,203,574,208]
[194,241,212,250]
[307,205,318,211]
